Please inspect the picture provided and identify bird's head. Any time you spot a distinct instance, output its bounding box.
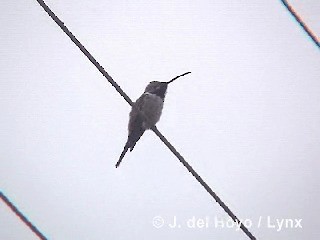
[144,81,168,99]
[144,72,191,99]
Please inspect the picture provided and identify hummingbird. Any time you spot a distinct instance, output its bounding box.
[115,72,191,168]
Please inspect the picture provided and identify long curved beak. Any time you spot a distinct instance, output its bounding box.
[165,72,191,84]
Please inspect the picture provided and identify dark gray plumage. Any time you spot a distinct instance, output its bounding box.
[115,72,190,168]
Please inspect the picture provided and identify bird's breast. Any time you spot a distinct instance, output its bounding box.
[141,93,164,129]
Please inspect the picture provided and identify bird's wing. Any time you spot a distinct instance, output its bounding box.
[115,95,147,168]
[127,95,146,151]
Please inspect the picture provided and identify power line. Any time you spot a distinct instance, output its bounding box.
[280,0,320,48]
[0,191,47,240]
[34,0,257,239]
[151,126,256,238]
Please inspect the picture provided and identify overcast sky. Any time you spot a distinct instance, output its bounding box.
[1,1,319,239]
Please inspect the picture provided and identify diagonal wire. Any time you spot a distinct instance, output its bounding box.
[0,191,47,240]
[34,0,257,239]
[280,0,320,48]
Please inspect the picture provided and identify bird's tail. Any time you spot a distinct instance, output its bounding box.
[115,129,145,168]
[115,144,129,168]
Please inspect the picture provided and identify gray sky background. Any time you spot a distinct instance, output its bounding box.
[1,1,319,239]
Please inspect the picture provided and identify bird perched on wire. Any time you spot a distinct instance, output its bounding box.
[115,72,191,168]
